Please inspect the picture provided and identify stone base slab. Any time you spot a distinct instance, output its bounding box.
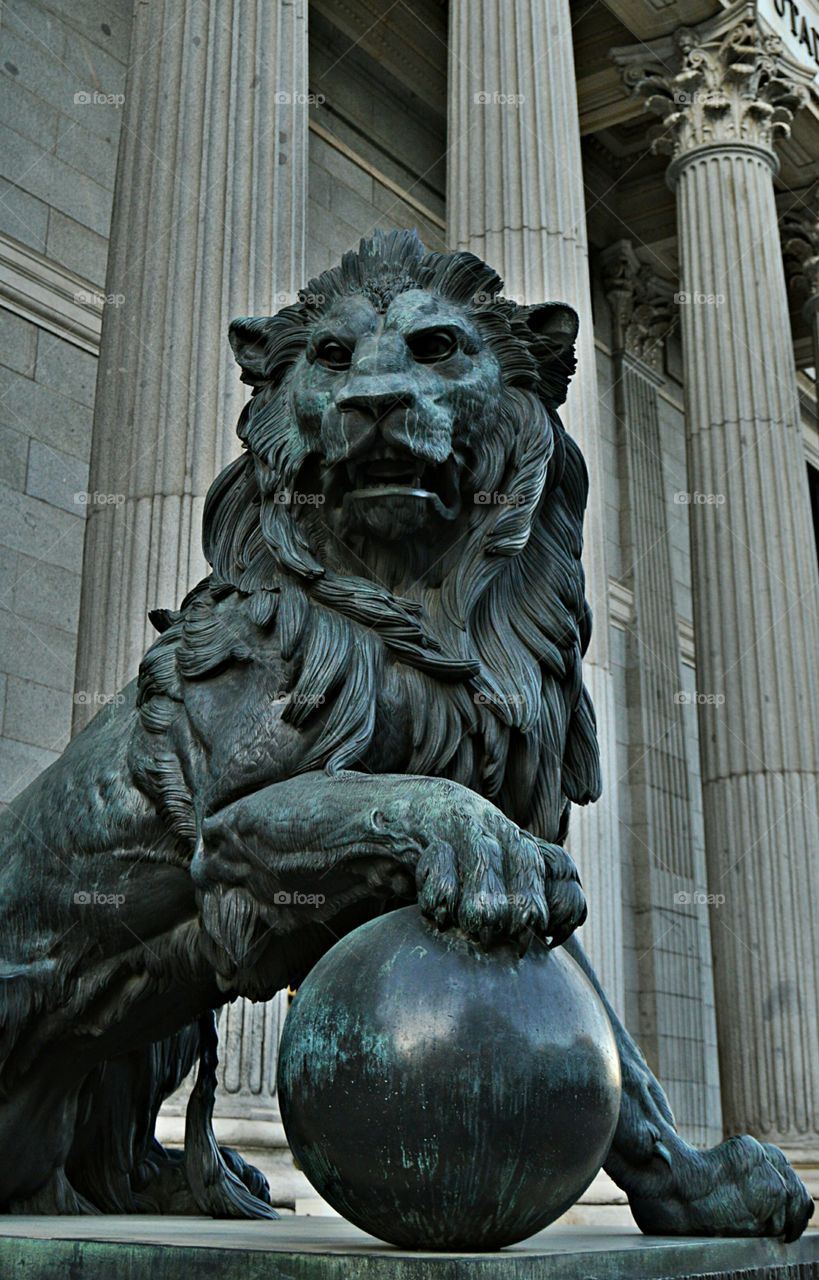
[0,1217,817,1279]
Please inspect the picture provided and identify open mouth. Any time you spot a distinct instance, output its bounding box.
[344,452,461,518]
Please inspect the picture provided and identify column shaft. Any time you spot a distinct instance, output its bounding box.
[74,0,308,715]
[447,0,623,1011]
[617,352,722,1146]
[73,0,309,1178]
[674,144,819,1149]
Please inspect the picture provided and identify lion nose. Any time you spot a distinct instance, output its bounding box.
[336,388,417,422]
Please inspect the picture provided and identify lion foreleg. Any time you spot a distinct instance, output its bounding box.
[194,771,585,970]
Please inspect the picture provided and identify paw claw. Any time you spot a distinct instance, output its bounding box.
[516,930,532,958]
[626,1132,814,1241]
[414,797,583,951]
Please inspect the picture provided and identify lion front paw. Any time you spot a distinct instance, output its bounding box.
[415,796,586,950]
[628,1134,814,1243]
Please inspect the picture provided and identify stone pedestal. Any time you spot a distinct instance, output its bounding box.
[616,2,819,1154]
[601,243,722,1148]
[0,1217,816,1279]
[447,0,623,1013]
[72,0,309,1187]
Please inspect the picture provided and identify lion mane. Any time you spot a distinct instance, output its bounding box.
[137,230,600,847]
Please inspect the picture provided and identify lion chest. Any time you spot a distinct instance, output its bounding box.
[177,631,409,813]
[182,651,314,808]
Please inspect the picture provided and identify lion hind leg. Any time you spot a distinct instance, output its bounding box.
[563,936,814,1241]
[182,1011,279,1220]
[65,1023,201,1212]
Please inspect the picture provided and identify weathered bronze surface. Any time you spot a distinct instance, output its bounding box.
[278,906,620,1249]
[0,231,812,1241]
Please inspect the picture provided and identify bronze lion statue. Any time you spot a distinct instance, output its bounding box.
[0,230,812,1238]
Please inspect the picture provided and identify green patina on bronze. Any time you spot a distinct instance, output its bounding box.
[277,907,621,1250]
[0,230,811,1244]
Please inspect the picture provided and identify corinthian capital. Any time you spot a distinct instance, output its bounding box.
[600,241,676,374]
[612,1,813,164]
[781,184,819,317]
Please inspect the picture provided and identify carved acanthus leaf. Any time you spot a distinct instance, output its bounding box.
[612,1,812,161]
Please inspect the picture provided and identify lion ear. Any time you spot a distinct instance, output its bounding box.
[521,303,578,408]
[228,316,281,387]
[525,303,578,352]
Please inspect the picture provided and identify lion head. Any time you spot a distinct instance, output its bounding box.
[217,229,579,594]
[144,231,600,847]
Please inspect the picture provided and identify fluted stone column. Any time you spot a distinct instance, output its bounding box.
[73,0,309,1192]
[74,0,308,720]
[448,0,623,1013]
[601,242,722,1147]
[616,3,819,1153]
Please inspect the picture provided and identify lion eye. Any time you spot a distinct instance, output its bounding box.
[315,339,352,370]
[406,329,457,363]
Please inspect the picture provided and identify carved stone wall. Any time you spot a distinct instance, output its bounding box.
[0,2,131,804]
